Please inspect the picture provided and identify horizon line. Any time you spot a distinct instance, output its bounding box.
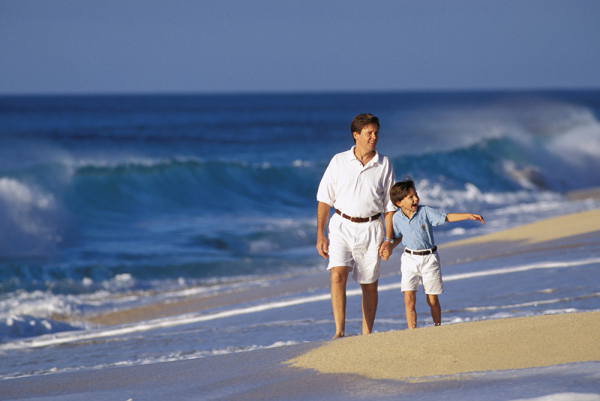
[2,86,600,98]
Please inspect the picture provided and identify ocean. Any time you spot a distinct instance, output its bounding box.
[1,90,600,382]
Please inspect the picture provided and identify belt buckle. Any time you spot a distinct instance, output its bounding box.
[350,216,357,222]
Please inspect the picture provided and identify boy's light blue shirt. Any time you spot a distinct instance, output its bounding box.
[392,206,447,250]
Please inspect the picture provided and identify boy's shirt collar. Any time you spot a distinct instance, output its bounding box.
[399,205,421,221]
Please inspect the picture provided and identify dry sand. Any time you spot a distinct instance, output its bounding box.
[289,311,600,381]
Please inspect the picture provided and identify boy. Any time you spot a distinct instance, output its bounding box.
[383,178,484,329]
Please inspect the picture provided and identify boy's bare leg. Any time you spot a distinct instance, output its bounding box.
[360,280,378,335]
[427,294,441,326]
[404,291,417,329]
[330,266,350,338]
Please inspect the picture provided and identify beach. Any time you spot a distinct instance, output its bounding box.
[1,207,599,400]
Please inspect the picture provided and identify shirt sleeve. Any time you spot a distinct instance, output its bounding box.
[424,206,447,226]
[381,157,397,213]
[316,157,337,206]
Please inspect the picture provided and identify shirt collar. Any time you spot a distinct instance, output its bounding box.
[399,205,421,221]
[348,146,380,165]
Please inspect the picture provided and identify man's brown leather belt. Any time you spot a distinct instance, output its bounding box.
[335,209,381,223]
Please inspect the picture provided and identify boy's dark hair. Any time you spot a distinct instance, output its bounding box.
[350,113,380,143]
[390,177,415,205]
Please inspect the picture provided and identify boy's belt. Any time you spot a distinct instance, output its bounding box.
[335,210,381,223]
[404,246,438,256]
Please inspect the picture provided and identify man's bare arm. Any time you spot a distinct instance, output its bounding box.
[316,202,331,258]
[379,211,395,259]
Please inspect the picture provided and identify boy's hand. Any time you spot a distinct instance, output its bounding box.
[470,214,485,223]
[380,248,390,261]
[379,241,392,260]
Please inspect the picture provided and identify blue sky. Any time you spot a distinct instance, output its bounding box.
[1,0,599,94]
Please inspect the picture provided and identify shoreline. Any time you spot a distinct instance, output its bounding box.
[74,206,600,328]
[59,203,600,330]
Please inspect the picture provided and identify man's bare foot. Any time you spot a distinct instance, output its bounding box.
[332,333,345,339]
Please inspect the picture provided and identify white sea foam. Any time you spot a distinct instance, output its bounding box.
[511,393,600,401]
[0,291,76,319]
[292,159,312,167]
[389,97,600,155]
[460,292,600,312]
[0,177,66,257]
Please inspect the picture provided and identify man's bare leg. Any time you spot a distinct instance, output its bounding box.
[404,291,417,329]
[330,266,350,338]
[360,280,378,335]
[427,294,441,326]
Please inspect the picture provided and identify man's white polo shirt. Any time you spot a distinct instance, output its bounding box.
[316,147,396,217]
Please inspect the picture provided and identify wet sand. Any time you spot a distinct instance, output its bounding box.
[82,272,329,326]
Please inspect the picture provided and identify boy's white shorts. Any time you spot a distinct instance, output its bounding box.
[400,251,443,294]
[327,213,383,284]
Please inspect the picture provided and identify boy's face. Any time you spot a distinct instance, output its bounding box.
[396,188,419,216]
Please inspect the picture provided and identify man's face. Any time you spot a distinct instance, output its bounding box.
[396,188,419,216]
[353,123,378,152]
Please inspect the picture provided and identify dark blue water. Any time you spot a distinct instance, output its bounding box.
[1,90,600,339]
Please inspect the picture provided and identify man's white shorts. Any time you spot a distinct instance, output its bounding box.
[327,213,383,284]
[400,250,443,294]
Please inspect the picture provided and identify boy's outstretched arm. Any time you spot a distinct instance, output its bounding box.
[446,213,485,223]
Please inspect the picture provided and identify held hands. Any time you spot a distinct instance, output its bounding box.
[318,235,394,260]
[379,241,392,261]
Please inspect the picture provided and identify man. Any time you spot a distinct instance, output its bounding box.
[316,113,396,338]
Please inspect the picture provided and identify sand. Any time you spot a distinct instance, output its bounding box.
[288,311,600,381]
[288,208,600,382]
